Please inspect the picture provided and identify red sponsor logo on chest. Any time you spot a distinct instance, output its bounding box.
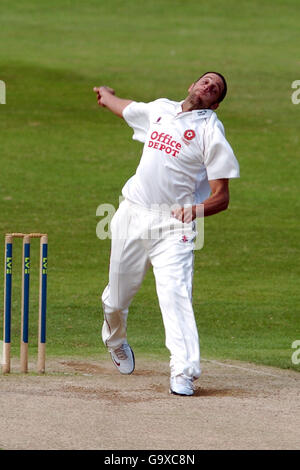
[184,129,195,140]
[148,131,182,158]
[182,129,196,146]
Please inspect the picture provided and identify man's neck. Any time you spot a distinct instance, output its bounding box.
[181,98,194,113]
[181,96,216,113]
[181,97,207,113]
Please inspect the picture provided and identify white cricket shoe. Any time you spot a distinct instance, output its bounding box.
[170,374,194,396]
[109,343,135,375]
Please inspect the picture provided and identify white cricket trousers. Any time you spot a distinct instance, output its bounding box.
[101,199,201,380]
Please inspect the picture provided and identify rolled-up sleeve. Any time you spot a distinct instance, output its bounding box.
[122,101,151,143]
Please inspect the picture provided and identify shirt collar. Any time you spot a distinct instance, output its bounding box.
[175,101,184,115]
[175,101,214,121]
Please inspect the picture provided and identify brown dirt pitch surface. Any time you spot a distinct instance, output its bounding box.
[0,357,299,450]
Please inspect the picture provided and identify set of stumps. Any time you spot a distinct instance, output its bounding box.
[2,233,48,374]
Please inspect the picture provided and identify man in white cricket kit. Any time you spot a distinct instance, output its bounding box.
[94,72,240,396]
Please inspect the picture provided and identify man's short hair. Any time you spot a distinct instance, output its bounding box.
[196,72,227,103]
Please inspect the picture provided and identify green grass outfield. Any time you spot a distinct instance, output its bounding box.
[0,0,299,371]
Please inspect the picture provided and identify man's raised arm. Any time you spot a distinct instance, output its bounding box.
[93,86,133,118]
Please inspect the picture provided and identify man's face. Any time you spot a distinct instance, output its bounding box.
[187,73,224,110]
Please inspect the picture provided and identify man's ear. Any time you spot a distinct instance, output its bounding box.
[210,102,219,110]
[188,83,194,93]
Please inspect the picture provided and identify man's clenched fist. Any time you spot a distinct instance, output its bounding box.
[93,86,115,107]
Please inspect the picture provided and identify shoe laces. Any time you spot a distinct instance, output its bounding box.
[113,344,128,360]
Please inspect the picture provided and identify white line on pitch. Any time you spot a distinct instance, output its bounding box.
[202,358,295,379]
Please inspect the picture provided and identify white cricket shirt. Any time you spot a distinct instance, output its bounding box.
[122,98,239,208]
